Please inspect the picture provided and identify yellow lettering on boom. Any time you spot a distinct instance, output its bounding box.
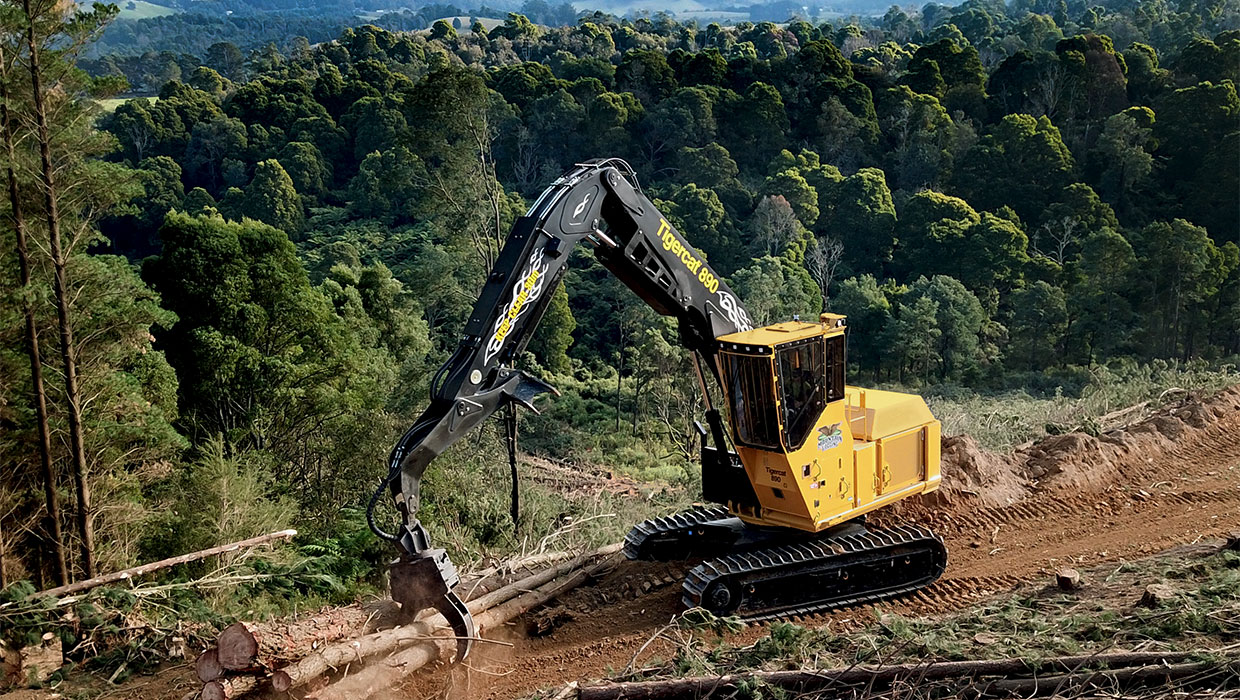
[656,218,718,293]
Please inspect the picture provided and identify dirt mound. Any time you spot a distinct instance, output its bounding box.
[1021,386,1240,494]
[928,385,1240,510]
[923,435,1025,509]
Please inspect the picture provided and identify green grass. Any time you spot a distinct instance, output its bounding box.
[116,0,178,20]
[97,96,158,114]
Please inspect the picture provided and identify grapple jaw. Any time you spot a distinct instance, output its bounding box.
[389,545,476,661]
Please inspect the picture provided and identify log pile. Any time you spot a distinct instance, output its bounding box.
[189,543,622,699]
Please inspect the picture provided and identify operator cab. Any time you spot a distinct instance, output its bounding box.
[718,315,847,453]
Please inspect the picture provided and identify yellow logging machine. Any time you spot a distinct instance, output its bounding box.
[368,160,947,660]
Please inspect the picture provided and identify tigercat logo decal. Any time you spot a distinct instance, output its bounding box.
[656,218,754,332]
[484,249,549,364]
[572,192,592,219]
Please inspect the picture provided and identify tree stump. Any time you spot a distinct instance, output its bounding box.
[1225,531,1240,551]
[1056,568,1081,591]
[1139,583,1177,608]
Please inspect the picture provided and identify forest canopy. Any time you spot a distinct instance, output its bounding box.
[2,0,1237,593]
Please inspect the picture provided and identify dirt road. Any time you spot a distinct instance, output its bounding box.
[400,387,1240,700]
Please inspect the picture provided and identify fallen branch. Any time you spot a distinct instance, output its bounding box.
[576,651,1233,700]
[30,530,297,600]
[974,660,1240,697]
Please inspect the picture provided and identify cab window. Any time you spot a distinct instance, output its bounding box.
[723,352,780,450]
[776,340,826,450]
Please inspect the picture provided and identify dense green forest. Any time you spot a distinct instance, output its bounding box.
[1,0,1237,604]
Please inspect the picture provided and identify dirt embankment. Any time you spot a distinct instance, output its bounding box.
[422,385,1240,699]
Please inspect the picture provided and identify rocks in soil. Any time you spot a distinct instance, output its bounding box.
[1056,568,1082,591]
[528,606,576,637]
[1139,583,1178,608]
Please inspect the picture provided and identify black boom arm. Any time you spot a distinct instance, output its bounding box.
[371,160,752,656]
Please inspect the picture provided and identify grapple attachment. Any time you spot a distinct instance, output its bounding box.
[389,548,476,661]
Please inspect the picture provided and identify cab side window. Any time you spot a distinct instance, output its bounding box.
[776,340,825,450]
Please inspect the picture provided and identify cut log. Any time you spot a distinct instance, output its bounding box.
[1055,568,1081,590]
[575,651,1220,700]
[29,530,297,601]
[215,608,377,672]
[217,622,275,670]
[977,660,1238,697]
[273,543,622,696]
[195,648,224,682]
[201,676,260,700]
[459,550,573,602]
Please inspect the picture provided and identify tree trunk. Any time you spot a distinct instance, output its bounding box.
[0,41,68,586]
[22,0,95,577]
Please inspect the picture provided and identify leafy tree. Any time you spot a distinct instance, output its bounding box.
[821,168,896,277]
[616,49,676,104]
[954,114,1075,224]
[907,275,992,380]
[278,141,331,201]
[828,275,890,376]
[1007,281,1068,369]
[134,156,186,237]
[1132,219,1227,357]
[348,147,424,223]
[205,41,245,81]
[728,256,819,325]
[760,169,818,227]
[430,19,458,41]
[674,143,739,189]
[660,184,736,272]
[527,282,576,374]
[1066,227,1136,361]
[720,82,788,170]
[1091,108,1154,212]
[243,159,305,235]
[882,294,941,383]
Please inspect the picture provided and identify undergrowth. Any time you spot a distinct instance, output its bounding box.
[924,359,1238,451]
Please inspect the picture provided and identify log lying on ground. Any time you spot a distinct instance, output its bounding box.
[459,550,574,602]
[195,648,224,683]
[576,651,1228,700]
[30,530,297,600]
[308,545,624,700]
[230,542,623,698]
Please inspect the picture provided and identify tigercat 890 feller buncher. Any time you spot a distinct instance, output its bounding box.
[367,159,947,661]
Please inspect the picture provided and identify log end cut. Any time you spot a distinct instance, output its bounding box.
[195,648,224,682]
[217,622,260,670]
[201,680,226,700]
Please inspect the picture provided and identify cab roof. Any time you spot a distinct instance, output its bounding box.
[718,315,846,352]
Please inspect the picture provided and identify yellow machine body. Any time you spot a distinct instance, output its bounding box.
[716,313,941,533]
